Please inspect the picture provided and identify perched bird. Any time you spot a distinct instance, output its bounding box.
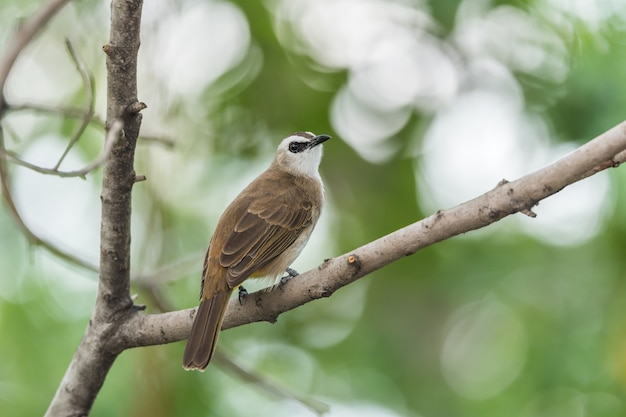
[183,132,330,370]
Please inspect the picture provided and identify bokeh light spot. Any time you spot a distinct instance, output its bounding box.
[441,295,528,399]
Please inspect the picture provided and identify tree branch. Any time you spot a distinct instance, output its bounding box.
[1,120,122,178]
[118,120,626,348]
[98,0,144,316]
[5,103,175,147]
[0,0,98,272]
[0,122,120,273]
[44,0,144,415]
[52,38,96,170]
[0,0,72,99]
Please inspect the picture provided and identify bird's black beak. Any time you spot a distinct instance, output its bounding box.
[309,134,331,148]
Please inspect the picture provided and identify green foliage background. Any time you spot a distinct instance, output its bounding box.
[1,0,626,416]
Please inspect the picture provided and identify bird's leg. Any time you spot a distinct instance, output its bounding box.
[237,285,248,305]
[279,267,299,287]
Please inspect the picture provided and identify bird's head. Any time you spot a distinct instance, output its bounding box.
[273,132,331,179]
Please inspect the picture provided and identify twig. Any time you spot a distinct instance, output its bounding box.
[0,0,100,272]
[6,103,176,147]
[0,0,73,102]
[7,102,86,118]
[214,352,330,416]
[133,251,204,286]
[136,133,176,147]
[52,38,96,170]
[1,120,21,144]
[0,127,98,272]
[2,120,122,178]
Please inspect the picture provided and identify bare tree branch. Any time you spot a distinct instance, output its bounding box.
[44,0,145,415]
[214,352,331,416]
[1,120,122,178]
[6,103,176,147]
[0,128,99,272]
[7,102,86,118]
[0,0,72,98]
[52,38,96,170]
[0,0,101,272]
[98,1,145,313]
[0,121,120,271]
[133,251,203,286]
[118,120,626,348]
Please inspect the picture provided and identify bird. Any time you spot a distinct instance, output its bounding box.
[183,131,330,371]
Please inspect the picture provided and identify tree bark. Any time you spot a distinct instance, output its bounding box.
[44,1,144,415]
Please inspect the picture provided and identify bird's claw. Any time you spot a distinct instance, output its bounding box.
[279,268,299,289]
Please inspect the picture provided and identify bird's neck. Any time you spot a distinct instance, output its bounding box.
[271,156,323,184]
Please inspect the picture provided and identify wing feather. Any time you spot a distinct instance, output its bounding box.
[219,199,314,288]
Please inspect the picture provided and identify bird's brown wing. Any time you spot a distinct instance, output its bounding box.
[219,197,314,289]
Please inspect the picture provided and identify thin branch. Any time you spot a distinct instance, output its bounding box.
[120,120,626,348]
[52,38,96,170]
[0,127,98,272]
[135,132,177,147]
[7,102,85,118]
[6,103,176,147]
[133,251,204,286]
[1,119,21,144]
[0,0,73,100]
[2,120,122,178]
[0,0,137,276]
[214,352,330,416]
[0,0,102,273]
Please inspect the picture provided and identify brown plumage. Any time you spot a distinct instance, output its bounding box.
[183,132,329,370]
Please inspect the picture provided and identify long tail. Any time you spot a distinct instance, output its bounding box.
[182,290,231,371]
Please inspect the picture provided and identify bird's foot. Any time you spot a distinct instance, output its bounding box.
[238,286,248,305]
[279,268,299,289]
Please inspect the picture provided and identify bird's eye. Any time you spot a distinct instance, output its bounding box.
[288,141,307,153]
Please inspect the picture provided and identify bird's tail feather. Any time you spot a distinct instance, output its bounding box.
[182,290,230,371]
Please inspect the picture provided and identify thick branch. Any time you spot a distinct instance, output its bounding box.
[98,0,145,317]
[45,1,144,416]
[120,120,626,347]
